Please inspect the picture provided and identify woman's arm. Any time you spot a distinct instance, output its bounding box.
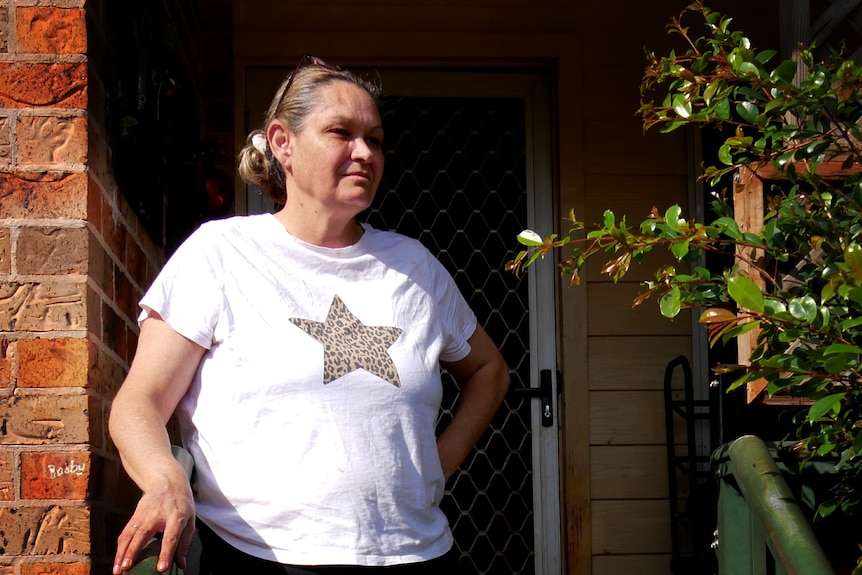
[437,324,510,480]
[108,313,206,574]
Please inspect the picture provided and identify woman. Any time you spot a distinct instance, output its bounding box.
[109,56,509,575]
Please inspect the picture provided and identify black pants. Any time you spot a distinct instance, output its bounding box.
[197,521,460,575]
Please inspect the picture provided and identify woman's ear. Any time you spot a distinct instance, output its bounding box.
[267,120,292,167]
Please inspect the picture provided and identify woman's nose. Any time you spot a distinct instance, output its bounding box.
[351,138,372,161]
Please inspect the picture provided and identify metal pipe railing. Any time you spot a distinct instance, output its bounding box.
[713,434,835,575]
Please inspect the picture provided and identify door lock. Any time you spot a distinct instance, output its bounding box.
[511,369,555,427]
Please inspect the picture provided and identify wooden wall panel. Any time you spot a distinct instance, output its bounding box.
[588,337,691,391]
[582,120,687,177]
[591,499,672,554]
[590,445,668,499]
[593,554,673,575]
[590,390,687,446]
[586,284,692,337]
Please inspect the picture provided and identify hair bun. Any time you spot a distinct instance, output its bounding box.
[251,133,268,154]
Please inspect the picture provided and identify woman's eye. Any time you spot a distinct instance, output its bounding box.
[366,137,382,148]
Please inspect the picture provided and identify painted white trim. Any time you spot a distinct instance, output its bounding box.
[524,77,563,575]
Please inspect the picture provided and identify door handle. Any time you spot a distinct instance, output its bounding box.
[511,369,554,427]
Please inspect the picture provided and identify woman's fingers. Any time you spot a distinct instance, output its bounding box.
[156,511,194,572]
[114,520,157,573]
[113,483,194,574]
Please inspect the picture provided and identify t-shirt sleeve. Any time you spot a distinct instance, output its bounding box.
[432,257,478,363]
[138,224,224,349]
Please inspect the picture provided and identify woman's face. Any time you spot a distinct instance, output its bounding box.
[281,80,385,219]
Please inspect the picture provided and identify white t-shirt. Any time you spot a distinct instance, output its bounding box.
[139,214,477,566]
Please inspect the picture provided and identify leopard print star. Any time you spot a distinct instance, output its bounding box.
[289,295,403,387]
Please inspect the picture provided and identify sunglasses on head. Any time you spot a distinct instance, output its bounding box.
[274,54,341,112]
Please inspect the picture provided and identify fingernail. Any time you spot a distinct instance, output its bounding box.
[112,566,120,575]
[122,558,131,569]
[158,561,168,571]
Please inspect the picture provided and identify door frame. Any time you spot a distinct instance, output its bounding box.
[240,65,563,574]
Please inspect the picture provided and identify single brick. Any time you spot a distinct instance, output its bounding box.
[87,237,109,294]
[17,227,89,276]
[88,342,125,397]
[100,203,127,266]
[87,396,105,451]
[0,447,13,501]
[0,228,9,274]
[0,62,88,108]
[0,116,10,165]
[0,172,88,220]
[125,236,148,290]
[0,7,8,53]
[87,116,110,183]
[87,176,102,233]
[86,286,101,345]
[17,116,88,166]
[0,340,10,389]
[0,394,90,445]
[17,338,88,389]
[22,563,90,575]
[0,282,86,332]
[0,505,90,554]
[17,7,86,55]
[21,451,91,500]
[102,302,126,359]
[114,271,134,323]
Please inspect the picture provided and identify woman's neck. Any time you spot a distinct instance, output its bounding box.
[273,208,364,248]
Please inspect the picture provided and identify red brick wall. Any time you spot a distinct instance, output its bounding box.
[0,2,164,573]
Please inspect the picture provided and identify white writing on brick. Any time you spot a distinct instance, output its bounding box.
[47,460,86,479]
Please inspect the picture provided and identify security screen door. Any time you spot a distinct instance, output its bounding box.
[245,68,561,575]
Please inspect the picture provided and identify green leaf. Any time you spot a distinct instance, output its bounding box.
[718,143,733,165]
[755,49,777,64]
[846,242,862,284]
[671,240,690,260]
[714,97,731,121]
[824,354,847,375]
[603,209,616,230]
[788,295,818,323]
[772,59,798,83]
[823,343,862,356]
[672,94,691,118]
[703,80,718,106]
[736,101,759,123]
[660,286,681,318]
[738,61,760,77]
[807,393,844,421]
[714,217,742,240]
[816,498,839,519]
[728,275,765,313]
[665,205,683,231]
[517,230,544,246]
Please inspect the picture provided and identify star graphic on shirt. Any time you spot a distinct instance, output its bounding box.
[289,295,403,387]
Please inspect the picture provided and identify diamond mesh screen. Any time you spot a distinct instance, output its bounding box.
[363,96,535,575]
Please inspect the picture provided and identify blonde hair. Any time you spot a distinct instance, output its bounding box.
[237,62,383,206]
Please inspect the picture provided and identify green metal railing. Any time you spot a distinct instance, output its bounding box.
[712,435,835,575]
